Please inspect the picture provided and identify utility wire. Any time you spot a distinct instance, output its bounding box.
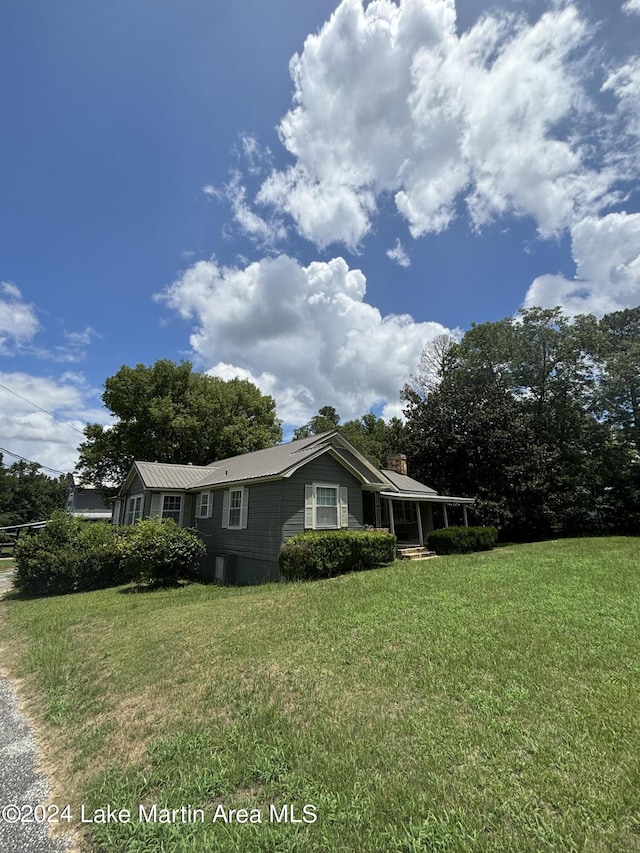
[0,446,70,477]
[0,382,86,435]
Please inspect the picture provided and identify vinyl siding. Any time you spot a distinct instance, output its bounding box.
[193,481,283,584]
[282,455,363,541]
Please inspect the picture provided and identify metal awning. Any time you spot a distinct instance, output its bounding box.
[379,491,474,504]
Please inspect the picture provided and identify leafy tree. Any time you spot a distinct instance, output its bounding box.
[293,406,407,468]
[403,306,636,539]
[0,454,67,527]
[293,405,341,439]
[595,307,640,450]
[76,360,282,489]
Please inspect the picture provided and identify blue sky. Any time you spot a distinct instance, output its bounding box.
[1,0,639,475]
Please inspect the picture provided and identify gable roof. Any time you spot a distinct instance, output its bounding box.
[191,431,390,489]
[117,430,469,502]
[128,461,212,491]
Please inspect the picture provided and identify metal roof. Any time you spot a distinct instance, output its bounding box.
[191,431,389,489]
[380,469,437,494]
[134,461,212,490]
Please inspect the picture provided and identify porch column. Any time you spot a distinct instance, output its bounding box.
[388,498,395,536]
[462,505,469,527]
[443,505,449,528]
[416,501,424,546]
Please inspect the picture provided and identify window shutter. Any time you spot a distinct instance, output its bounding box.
[304,485,314,529]
[150,493,161,518]
[240,488,249,529]
[222,490,229,528]
[340,487,349,528]
[207,492,213,518]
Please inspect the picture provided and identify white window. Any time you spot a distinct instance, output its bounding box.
[126,494,142,525]
[305,484,349,530]
[197,492,212,519]
[161,494,182,523]
[222,487,249,529]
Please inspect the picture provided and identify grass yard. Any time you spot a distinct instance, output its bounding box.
[1,538,639,852]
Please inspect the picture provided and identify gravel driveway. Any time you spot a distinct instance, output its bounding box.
[1,570,73,853]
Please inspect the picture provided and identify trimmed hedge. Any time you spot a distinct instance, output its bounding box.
[427,525,497,555]
[14,512,206,597]
[119,517,206,586]
[14,512,132,597]
[278,529,396,581]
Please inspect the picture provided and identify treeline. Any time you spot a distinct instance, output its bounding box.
[302,307,640,541]
[0,457,68,527]
[402,306,640,539]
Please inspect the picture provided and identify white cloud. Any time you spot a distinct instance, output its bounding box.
[386,239,411,267]
[623,0,640,15]
[0,372,106,474]
[602,56,640,149]
[205,172,287,248]
[0,282,39,353]
[158,254,450,424]
[523,211,640,315]
[256,0,622,248]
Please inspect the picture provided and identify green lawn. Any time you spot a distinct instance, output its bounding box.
[1,539,639,852]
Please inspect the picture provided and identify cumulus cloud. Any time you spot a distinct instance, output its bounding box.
[0,282,39,353]
[158,254,449,424]
[623,0,640,15]
[0,372,106,474]
[256,0,621,249]
[523,212,640,316]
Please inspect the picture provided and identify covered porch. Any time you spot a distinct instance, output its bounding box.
[363,490,475,548]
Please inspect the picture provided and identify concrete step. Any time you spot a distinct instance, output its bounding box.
[397,546,437,560]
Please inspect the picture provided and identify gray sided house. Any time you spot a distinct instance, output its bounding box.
[113,431,474,584]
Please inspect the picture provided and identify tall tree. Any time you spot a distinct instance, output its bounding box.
[293,405,341,439]
[403,307,628,539]
[0,454,67,527]
[76,360,282,489]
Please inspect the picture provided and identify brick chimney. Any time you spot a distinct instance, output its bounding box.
[386,454,408,476]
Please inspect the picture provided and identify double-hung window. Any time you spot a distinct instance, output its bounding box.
[222,487,248,529]
[305,483,348,530]
[315,485,339,528]
[126,494,142,525]
[161,494,182,523]
[197,492,212,519]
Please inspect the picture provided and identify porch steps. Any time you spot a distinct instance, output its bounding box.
[397,545,436,561]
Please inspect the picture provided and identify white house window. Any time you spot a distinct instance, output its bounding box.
[126,494,142,525]
[197,492,212,519]
[222,487,248,529]
[305,483,349,530]
[161,494,182,523]
[228,488,243,528]
[316,486,338,528]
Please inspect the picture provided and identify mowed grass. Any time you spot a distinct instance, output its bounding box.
[1,539,640,852]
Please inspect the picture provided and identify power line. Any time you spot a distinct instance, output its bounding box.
[0,446,70,477]
[0,382,86,435]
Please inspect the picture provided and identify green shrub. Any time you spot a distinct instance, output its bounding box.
[427,525,497,555]
[278,530,396,581]
[119,517,206,586]
[14,512,130,596]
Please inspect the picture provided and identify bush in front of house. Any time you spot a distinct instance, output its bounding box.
[427,525,498,555]
[119,517,206,586]
[14,512,129,597]
[278,529,397,581]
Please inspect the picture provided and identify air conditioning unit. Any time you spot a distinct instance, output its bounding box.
[214,553,236,585]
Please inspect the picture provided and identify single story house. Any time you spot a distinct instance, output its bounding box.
[112,430,474,584]
[65,476,112,522]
